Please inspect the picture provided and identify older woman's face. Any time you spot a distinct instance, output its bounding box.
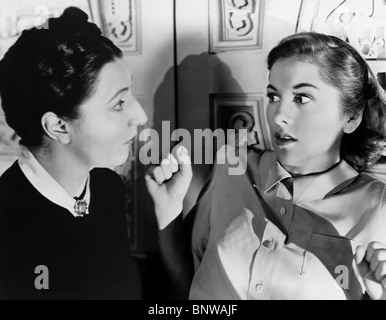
[70,58,148,169]
[266,57,349,175]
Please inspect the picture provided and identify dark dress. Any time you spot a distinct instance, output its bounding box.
[0,162,142,300]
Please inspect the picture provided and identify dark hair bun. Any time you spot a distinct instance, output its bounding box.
[51,7,102,38]
[61,7,90,24]
[0,6,121,148]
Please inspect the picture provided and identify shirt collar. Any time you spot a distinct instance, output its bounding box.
[258,151,359,203]
[18,148,90,217]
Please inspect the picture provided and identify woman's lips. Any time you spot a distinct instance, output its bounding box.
[125,134,137,145]
[275,137,296,147]
[274,133,297,147]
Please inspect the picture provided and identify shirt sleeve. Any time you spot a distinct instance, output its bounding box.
[188,148,231,271]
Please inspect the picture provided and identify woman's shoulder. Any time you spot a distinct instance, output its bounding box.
[0,161,33,221]
[0,160,21,181]
[89,168,125,202]
[351,170,386,206]
[363,162,386,185]
[90,168,123,185]
[0,161,26,195]
[213,145,269,176]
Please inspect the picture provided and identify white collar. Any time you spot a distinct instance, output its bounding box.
[18,149,90,217]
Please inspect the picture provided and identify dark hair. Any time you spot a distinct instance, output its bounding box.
[0,7,122,148]
[268,32,386,172]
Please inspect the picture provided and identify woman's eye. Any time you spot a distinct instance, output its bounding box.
[114,100,125,111]
[267,93,280,103]
[294,95,312,105]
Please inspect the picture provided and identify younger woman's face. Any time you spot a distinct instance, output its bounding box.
[70,58,148,169]
[266,57,350,175]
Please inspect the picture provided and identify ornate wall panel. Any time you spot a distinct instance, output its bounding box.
[211,93,271,150]
[99,0,141,54]
[210,0,265,53]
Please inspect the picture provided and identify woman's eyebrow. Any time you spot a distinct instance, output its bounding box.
[293,83,319,90]
[267,84,277,91]
[108,87,129,103]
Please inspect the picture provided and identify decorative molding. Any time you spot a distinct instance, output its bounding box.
[210,0,265,53]
[211,93,270,150]
[296,0,386,60]
[98,0,141,54]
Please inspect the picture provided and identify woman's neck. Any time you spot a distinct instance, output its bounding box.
[30,146,90,198]
[281,154,342,178]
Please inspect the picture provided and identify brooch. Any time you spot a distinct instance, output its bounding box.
[74,199,88,217]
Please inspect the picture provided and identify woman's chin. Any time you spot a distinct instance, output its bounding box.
[106,150,131,168]
[118,151,131,166]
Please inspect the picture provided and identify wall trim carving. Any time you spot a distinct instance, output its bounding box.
[210,0,265,53]
[210,93,271,150]
[99,0,141,54]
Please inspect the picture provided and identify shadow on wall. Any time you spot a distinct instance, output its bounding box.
[139,52,243,300]
[154,52,243,217]
[136,52,243,300]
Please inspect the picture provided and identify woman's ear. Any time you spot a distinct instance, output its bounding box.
[41,112,71,144]
[343,112,363,134]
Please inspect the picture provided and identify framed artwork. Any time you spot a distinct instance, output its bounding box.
[211,93,271,150]
[210,0,265,53]
[296,0,386,60]
[98,0,141,54]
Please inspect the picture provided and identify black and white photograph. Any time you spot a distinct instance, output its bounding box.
[1,0,386,307]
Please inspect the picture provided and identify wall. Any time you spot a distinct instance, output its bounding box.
[176,0,303,214]
[122,0,176,254]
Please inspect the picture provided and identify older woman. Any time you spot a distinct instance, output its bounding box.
[0,7,148,299]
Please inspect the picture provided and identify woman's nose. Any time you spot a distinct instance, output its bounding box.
[132,99,148,127]
[273,101,291,125]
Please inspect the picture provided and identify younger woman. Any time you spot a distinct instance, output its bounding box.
[147,32,386,300]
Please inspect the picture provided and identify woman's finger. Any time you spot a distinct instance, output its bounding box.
[375,261,386,283]
[152,166,166,185]
[356,246,371,278]
[161,157,173,181]
[173,146,193,179]
[170,154,179,173]
[370,249,386,274]
[366,242,386,263]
